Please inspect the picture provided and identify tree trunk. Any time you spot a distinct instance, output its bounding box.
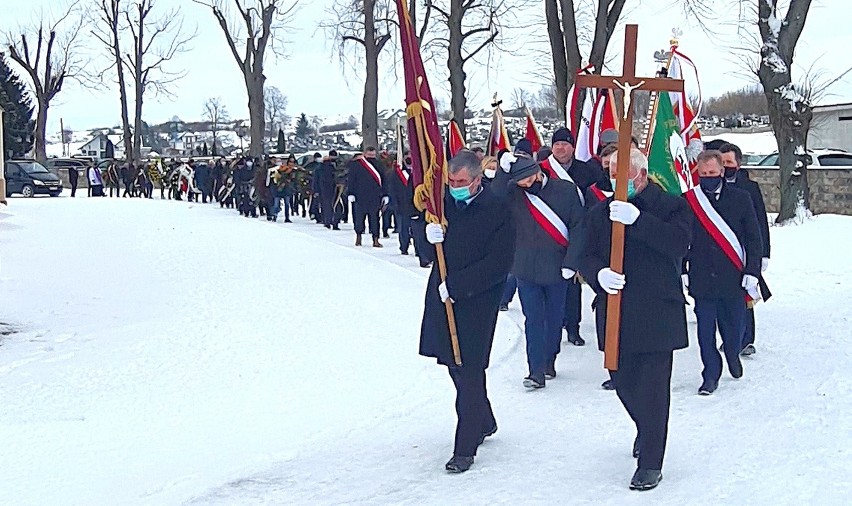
[133,82,143,163]
[546,0,568,123]
[34,98,48,162]
[448,0,467,134]
[559,0,582,128]
[247,75,266,156]
[362,0,380,150]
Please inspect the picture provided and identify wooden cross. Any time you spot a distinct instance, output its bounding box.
[574,24,684,371]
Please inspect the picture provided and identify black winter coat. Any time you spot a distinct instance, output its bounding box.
[567,157,608,192]
[731,171,771,258]
[580,183,692,354]
[492,170,586,285]
[686,183,762,299]
[312,161,336,195]
[347,158,388,211]
[419,188,515,369]
[389,166,417,217]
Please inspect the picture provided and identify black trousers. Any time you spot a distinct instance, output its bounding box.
[614,351,673,471]
[411,215,429,261]
[742,307,756,348]
[320,193,337,227]
[353,202,380,238]
[563,278,583,333]
[69,171,78,197]
[448,366,495,458]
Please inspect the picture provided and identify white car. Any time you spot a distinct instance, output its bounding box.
[755,149,852,167]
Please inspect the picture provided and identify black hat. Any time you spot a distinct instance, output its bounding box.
[313,152,322,158]
[329,149,339,158]
[552,127,574,146]
[703,139,726,151]
[514,138,534,158]
[509,156,540,182]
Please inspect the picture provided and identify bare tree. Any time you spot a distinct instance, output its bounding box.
[203,97,230,155]
[510,87,532,109]
[322,0,395,149]
[545,0,627,124]
[123,0,194,162]
[264,85,288,140]
[5,1,86,162]
[426,0,529,134]
[193,0,298,157]
[92,0,134,164]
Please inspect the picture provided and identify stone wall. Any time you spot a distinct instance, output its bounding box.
[745,167,852,216]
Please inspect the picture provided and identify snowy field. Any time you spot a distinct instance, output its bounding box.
[1,191,850,505]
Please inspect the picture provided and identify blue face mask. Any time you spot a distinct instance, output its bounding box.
[610,178,636,199]
[449,184,472,202]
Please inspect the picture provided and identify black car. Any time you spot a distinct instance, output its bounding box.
[4,160,63,197]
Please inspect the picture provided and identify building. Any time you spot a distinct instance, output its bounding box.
[78,133,115,161]
[809,102,852,152]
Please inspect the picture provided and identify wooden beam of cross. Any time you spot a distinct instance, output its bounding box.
[575,24,684,371]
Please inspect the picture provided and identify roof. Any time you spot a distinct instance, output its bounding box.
[812,102,852,113]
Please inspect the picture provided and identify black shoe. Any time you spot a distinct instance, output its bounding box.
[698,380,718,396]
[325,224,331,229]
[445,455,474,473]
[566,332,586,346]
[523,374,545,389]
[401,250,409,255]
[629,468,662,491]
[632,436,640,458]
[544,358,556,380]
[383,232,390,239]
[741,344,756,356]
[332,225,339,230]
[419,260,431,268]
[478,423,498,445]
[498,304,509,312]
[601,379,615,391]
[286,219,293,223]
[728,355,744,379]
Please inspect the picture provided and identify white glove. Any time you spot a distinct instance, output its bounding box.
[426,223,444,244]
[561,268,575,280]
[438,282,453,303]
[742,274,760,299]
[761,257,769,273]
[499,151,517,172]
[597,268,626,295]
[348,195,356,204]
[382,196,390,206]
[681,274,690,289]
[609,201,640,225]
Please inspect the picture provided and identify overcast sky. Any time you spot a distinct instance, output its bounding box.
[2,0,849,133]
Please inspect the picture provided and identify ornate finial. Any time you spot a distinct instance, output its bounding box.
[670,27,682,47]
[653,49,669,63]
[491,92,502,108]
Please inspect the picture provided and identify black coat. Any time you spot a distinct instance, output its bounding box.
[312,161,336,195]
[567,157,608,192]
[347,157,388,211]
[389,166,417,217]
[419,187,515,369]
[686,184,762,299]
[580,183,692,354]
[731,171,771,258]
[492,170,586,285]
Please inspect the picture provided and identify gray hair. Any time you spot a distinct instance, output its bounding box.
[609,148,648,172]
[448,150,483,178]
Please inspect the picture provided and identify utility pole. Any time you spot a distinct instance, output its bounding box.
[1,104,7,205]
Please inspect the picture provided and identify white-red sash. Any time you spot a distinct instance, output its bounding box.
[684,187,759,301]
[358,158,382,186]
[524,192,569,248]
[539,155,585,205]
[395,165,409,186]
[589,184,610,202]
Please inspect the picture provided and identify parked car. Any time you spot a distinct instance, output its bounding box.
[4,159,63,197]
[44,157,90,176]
[755,149,852,167]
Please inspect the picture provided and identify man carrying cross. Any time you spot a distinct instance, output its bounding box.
[575,24,691,491]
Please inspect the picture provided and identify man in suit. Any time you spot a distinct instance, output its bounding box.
[580,148,692,491]
[313,150,339,230]
[347,146,389,247]
[684,150,763,395]
[419,150,515,474]
[719,142,771,356]
[389,152,416,255]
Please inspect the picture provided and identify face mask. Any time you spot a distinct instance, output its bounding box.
[246,161,253,168]
[699,176,723,193]
[484,168,496,179]
[449,179,478,202]
[526,180,543,195]
[610,177,636,199]
[315,157,322,164]
[724,167,738,180]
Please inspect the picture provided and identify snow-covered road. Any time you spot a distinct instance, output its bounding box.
[1,193,849,505]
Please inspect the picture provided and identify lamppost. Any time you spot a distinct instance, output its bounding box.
[0,103,7,205]
[236,124,247,152]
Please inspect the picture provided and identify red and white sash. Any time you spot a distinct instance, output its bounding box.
[395,165,409,186]
[539,154,585,205]
[684,187,758,301]
[358,158,382,186]
[523,192,569,248]
[589,184,611,202]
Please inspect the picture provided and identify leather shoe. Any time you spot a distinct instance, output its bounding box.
[629,468,662,491]
[445,455,474,473]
